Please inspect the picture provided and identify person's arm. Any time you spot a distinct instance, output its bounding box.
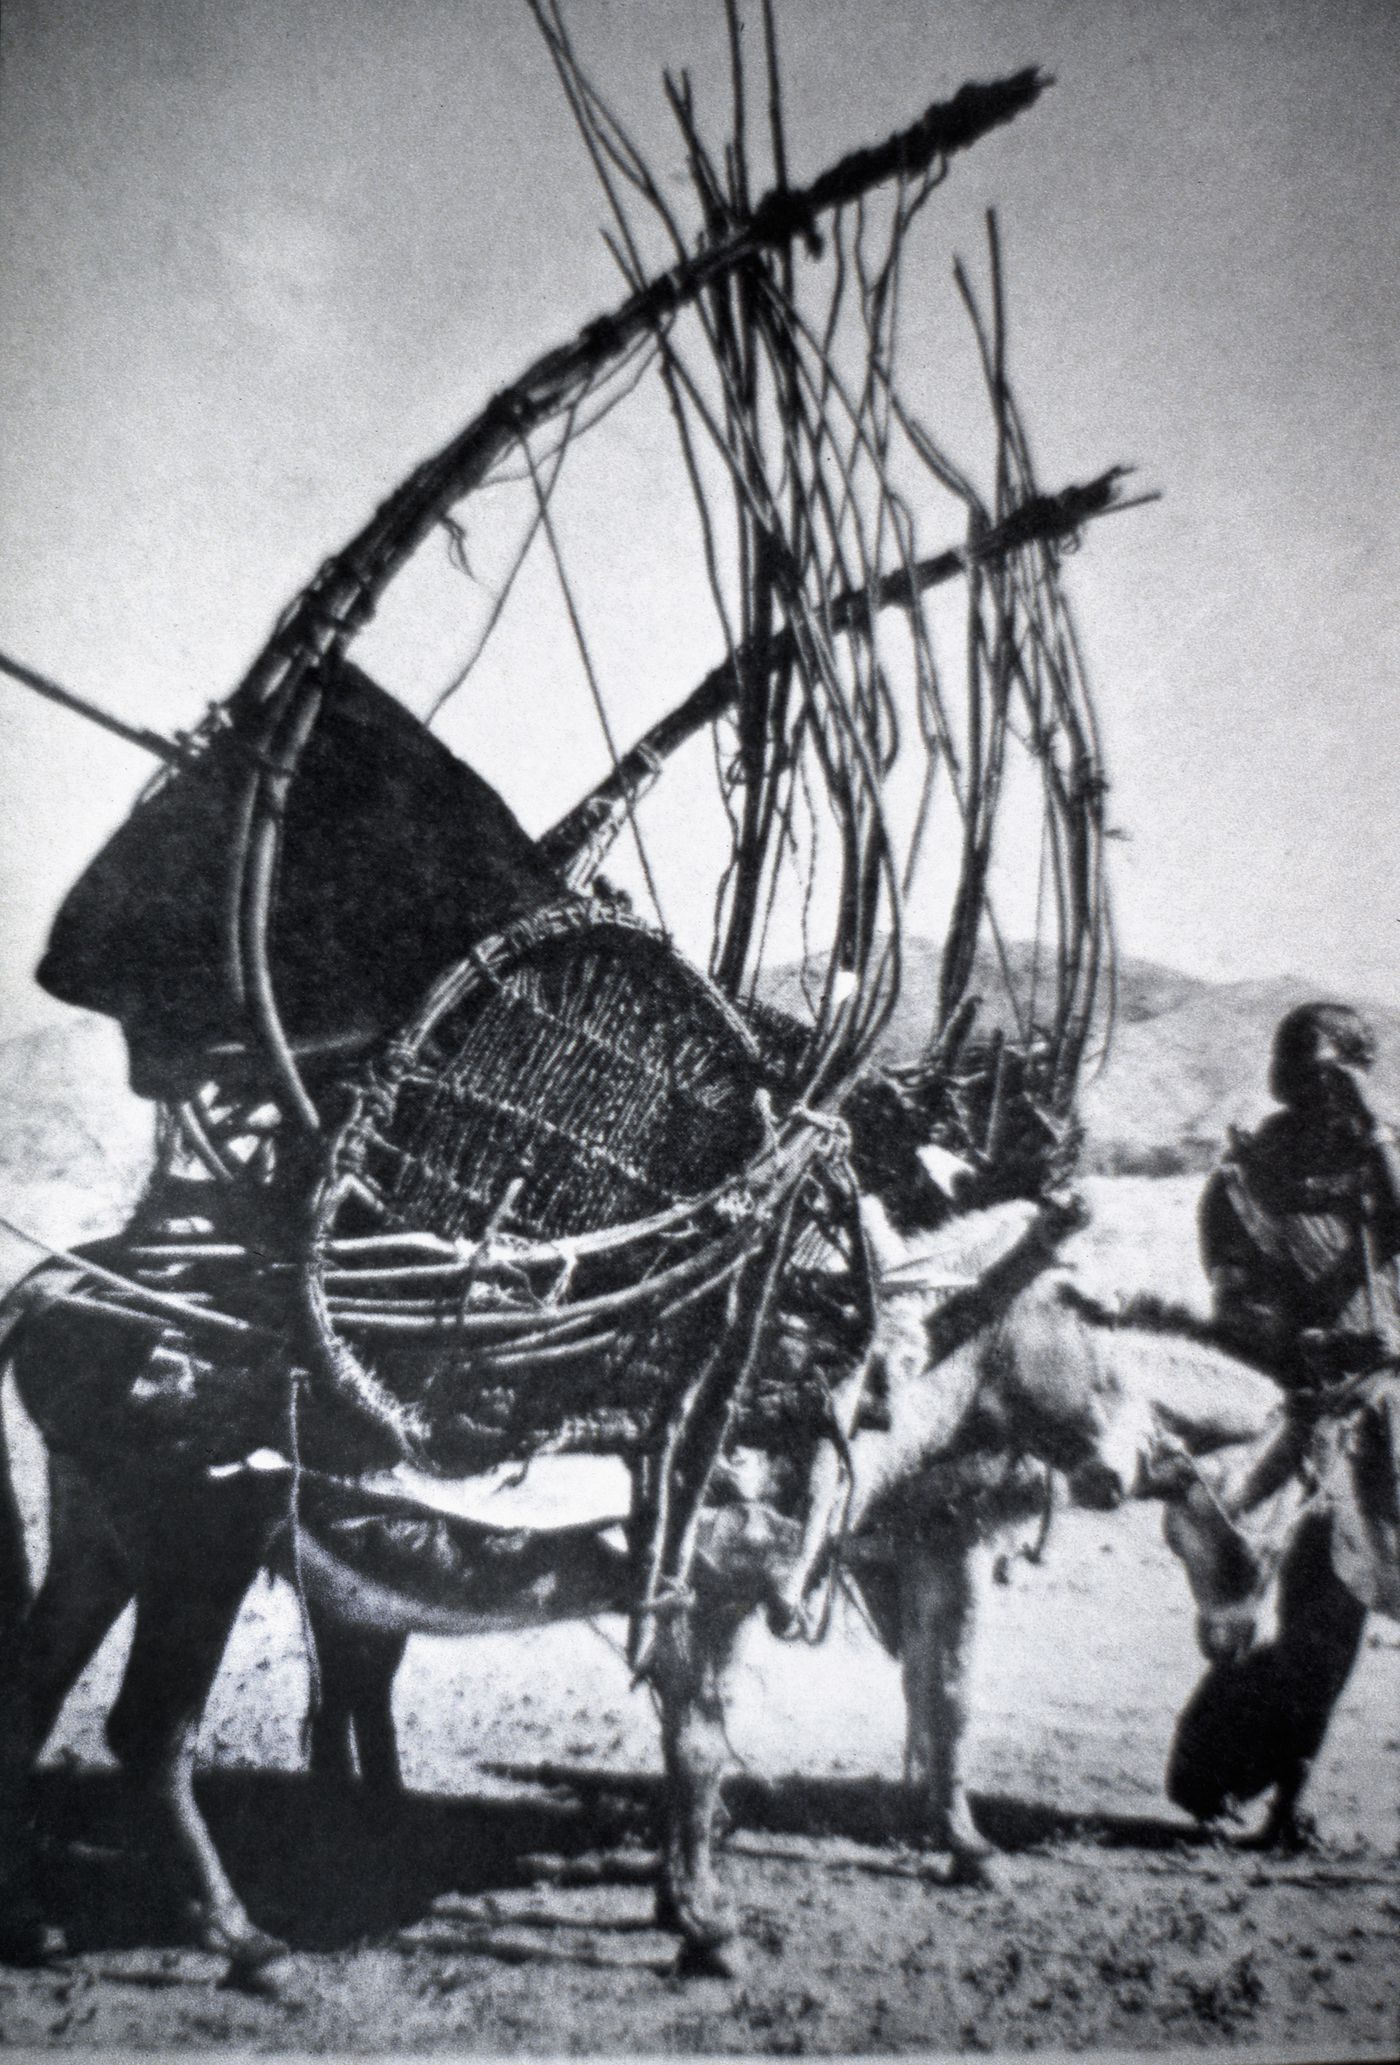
[1320,1058,1400,1211]
[1198,1167,1292,1363]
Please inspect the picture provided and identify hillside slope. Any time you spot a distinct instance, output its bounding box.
[768,938,1398,1173]
[1081,969,1400,1172]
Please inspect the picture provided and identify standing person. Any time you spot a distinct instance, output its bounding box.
[1198,1002,1400,1515]
[1167,1004,1400,1848]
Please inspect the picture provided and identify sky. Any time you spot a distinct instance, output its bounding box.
[0,0,1397,1044]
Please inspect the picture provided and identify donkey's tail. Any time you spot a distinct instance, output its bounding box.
[0,1280,43,1641]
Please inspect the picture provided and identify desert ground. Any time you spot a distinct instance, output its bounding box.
[1,1177,1397,2056]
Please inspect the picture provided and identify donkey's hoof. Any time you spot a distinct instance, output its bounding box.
[912,1798,996,1886]
[673,1929,746,1981]
[656,1887,741,1979]
[655,1885,734,1938]
[943,1810,997,1887]
[1241,1807,1318,1857]
[196,1910,290,1972]
[946,1841,997,1889]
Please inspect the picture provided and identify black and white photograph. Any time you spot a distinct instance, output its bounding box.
[0,1,1397,2056]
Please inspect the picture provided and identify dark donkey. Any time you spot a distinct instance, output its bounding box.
[0,1267,810,1976]
[9,646,847,1974]
[1163,1370,1400,1848]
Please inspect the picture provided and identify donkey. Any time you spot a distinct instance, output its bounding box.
[1160,1370,1400,1848]
[0,1194,1283,1976]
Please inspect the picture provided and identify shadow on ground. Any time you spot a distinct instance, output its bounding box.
[487,1759,1216,1853]
[27,1767,648,1955]
[25,1759,1216,1958]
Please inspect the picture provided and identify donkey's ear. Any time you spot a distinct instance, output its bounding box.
[857,1192,909,1272]
[915,1142,975,1199]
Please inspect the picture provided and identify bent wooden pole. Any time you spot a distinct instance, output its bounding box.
[0,465,1132,804]
[213,68,1047,1123]
[224,69,1050,724]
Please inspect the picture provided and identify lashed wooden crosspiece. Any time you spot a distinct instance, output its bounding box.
[537,469,1135,886]
[0,650,192,767]
[0,464,1130,808]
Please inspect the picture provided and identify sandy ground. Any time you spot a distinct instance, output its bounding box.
[1,1177,1398,2055]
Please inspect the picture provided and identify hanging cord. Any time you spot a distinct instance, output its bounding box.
[785,1376,859,1645]
[1019,1461,1056,1566]
[522,435,669,935]
[422,352,663,723]
[286,1369,323,1754]
[426,456,568,721]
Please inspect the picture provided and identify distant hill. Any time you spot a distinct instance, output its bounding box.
[1080,967,1400,1174]
[764,937,1399,1175]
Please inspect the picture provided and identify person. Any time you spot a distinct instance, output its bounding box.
[1167,1003,1400,1849]
[1198,1001,1400,1514]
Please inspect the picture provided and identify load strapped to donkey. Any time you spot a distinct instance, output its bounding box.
[7,5,1140,1673]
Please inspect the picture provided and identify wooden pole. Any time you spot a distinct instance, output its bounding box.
[538,469,1136,881]
[0,470,1138,824]
[0,649,183,765]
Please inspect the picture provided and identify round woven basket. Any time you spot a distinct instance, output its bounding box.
[297,897,842,1471]
[348,897,766,1244]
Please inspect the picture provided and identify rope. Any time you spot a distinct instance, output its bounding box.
[522,436,669,934]
[286,1369,324,1749]
[1015,1460,1055,1569]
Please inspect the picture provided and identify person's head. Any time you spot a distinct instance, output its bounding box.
[1269,1001,1377,1126]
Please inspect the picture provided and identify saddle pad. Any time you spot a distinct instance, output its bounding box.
[210,1449,633,1534]
[357,1454,633,1533]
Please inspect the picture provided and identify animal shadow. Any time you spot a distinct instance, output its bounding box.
[26,1760,1211,1958]
[26,1766,651,1955]
[489,1759,1214,1857]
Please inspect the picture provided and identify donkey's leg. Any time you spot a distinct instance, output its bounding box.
[306,1612,407,1797]
[303,1608,355,1792]
[844,1554,901,1656]
[106,1504,284,1967]
[649,1598,748,1977]
[0,1352,43,1958]
[0,1456,132,1962]
[0,1386,30,1647]
[344,1630,408,1796]
[34,1456,135,1760]
[896,1523,993,1883]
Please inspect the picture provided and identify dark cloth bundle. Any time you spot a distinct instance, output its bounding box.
[37,660,561,1098]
